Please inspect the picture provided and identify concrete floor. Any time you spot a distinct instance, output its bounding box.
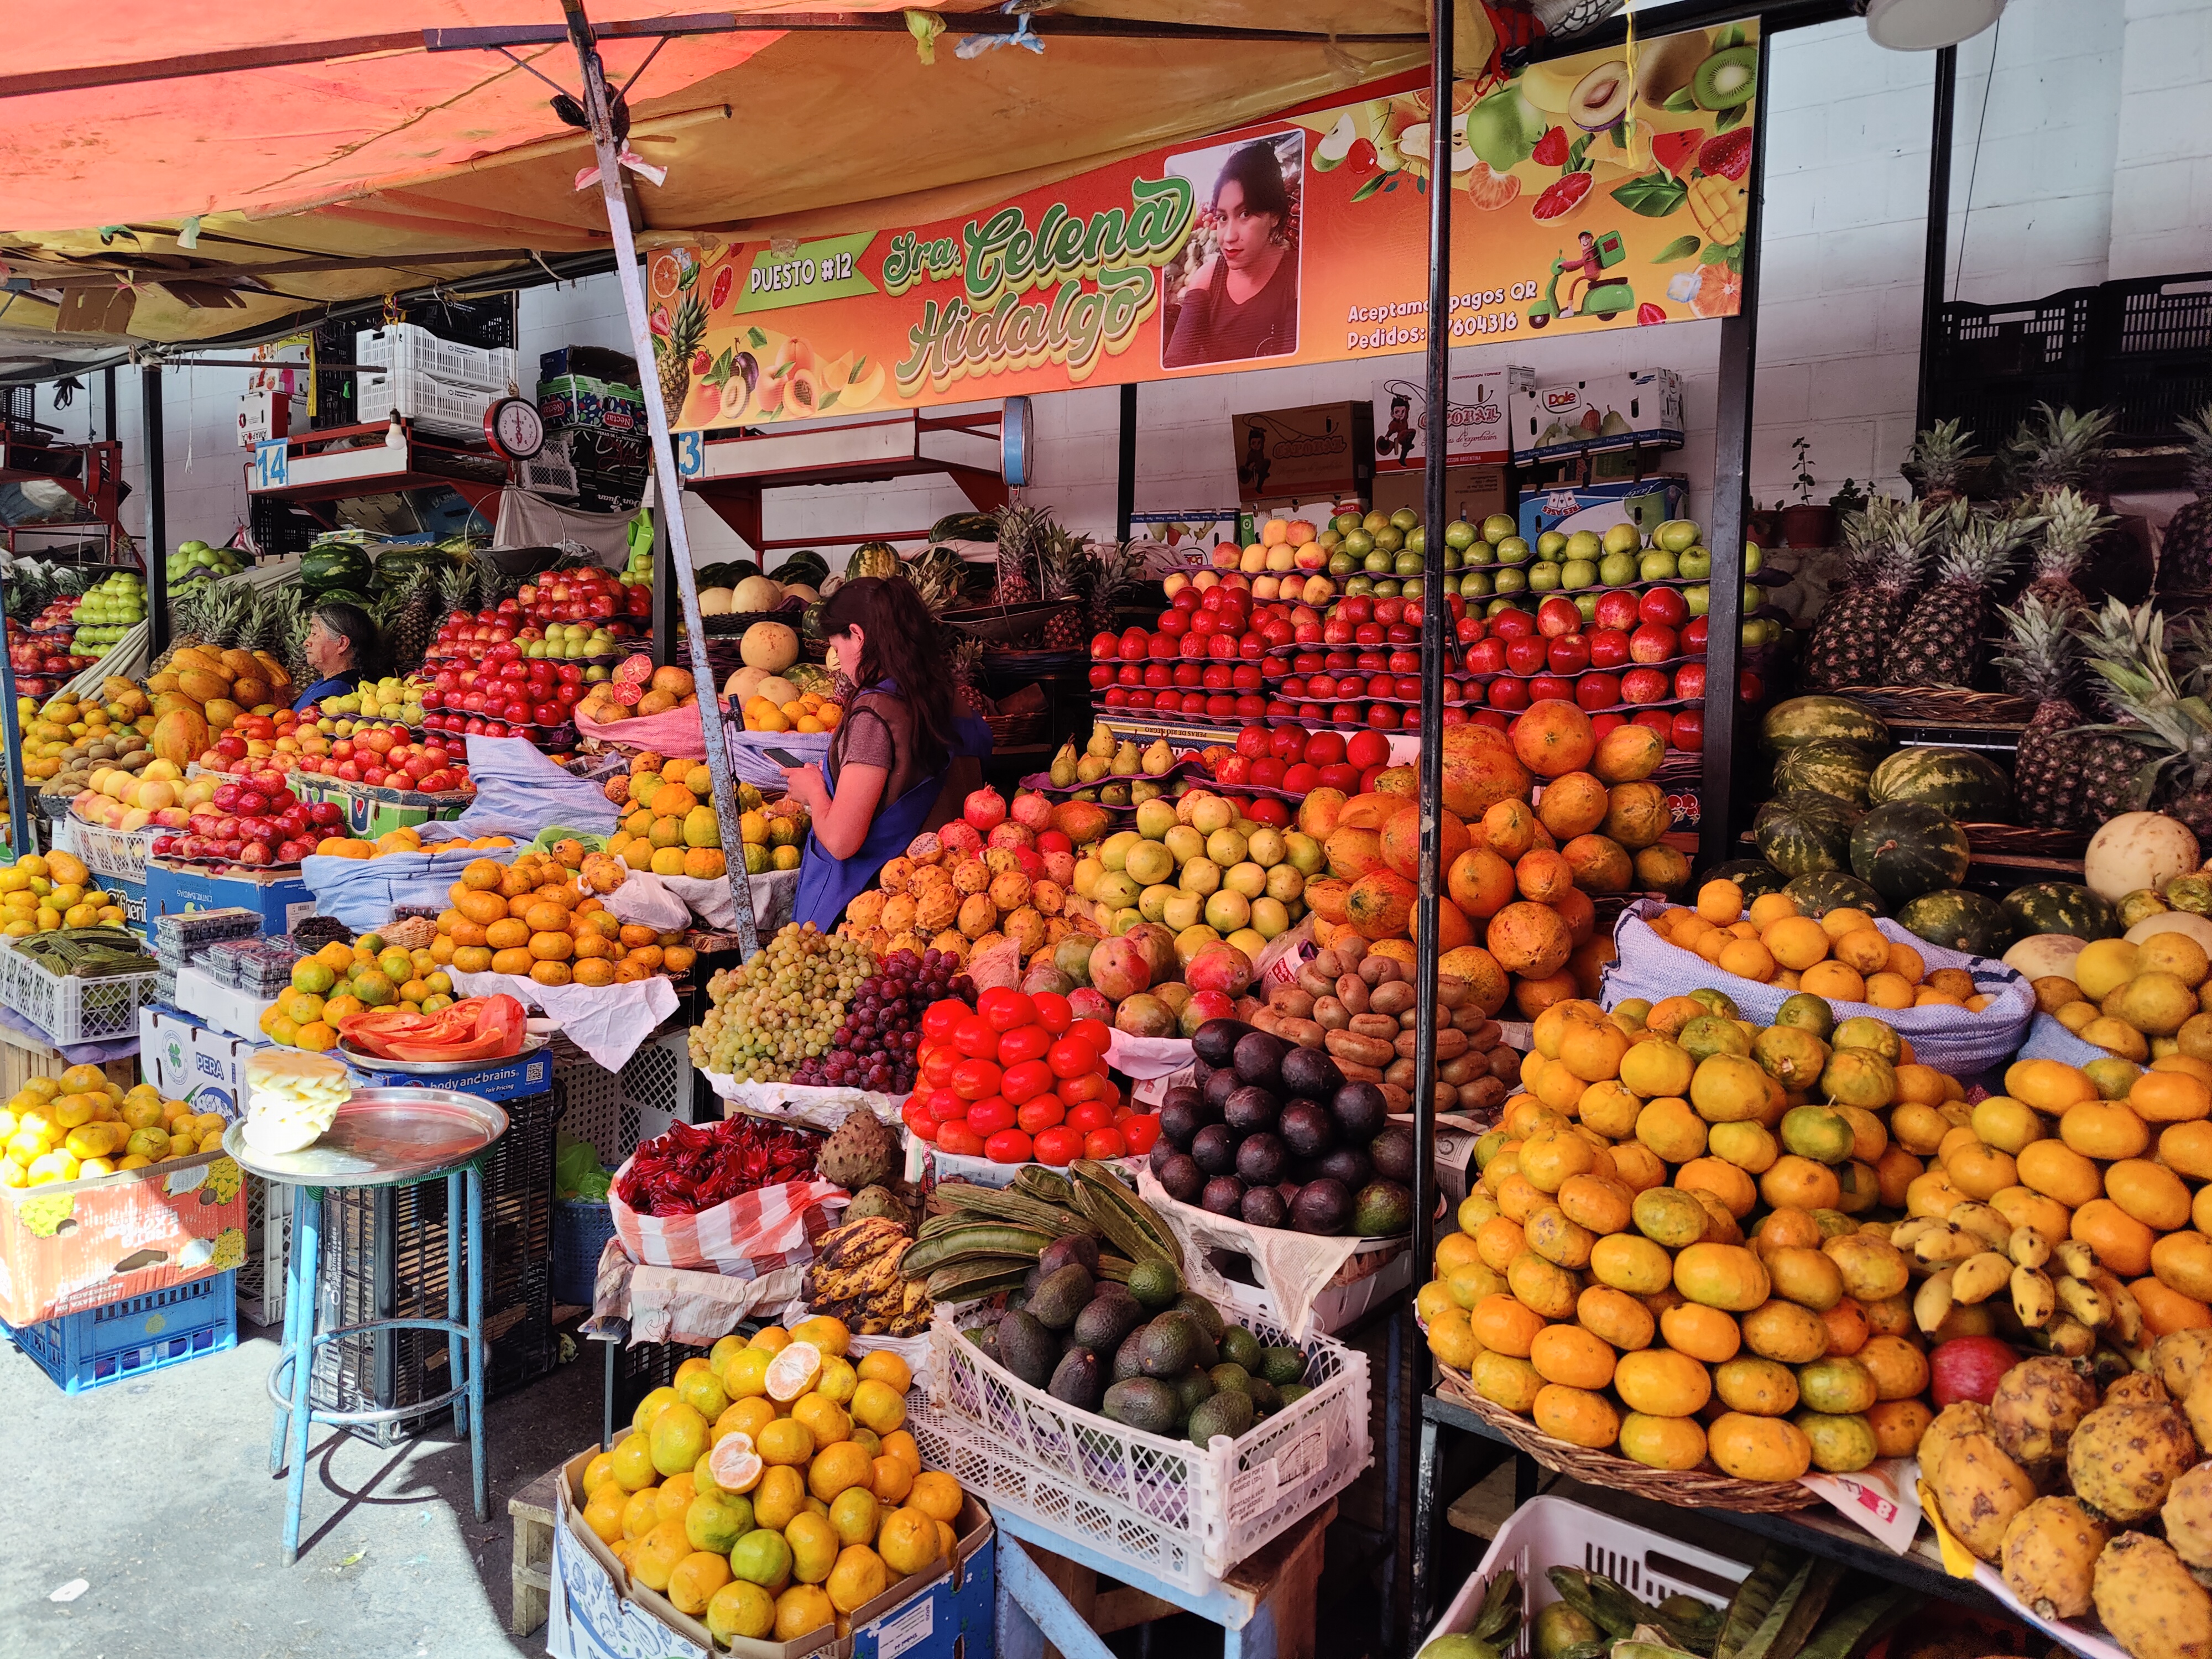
[0,1313,604,1659]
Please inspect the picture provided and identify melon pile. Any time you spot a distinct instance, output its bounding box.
[145,645,297,766]
[580,655,699,725]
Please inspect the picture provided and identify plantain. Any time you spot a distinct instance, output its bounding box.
[2007,1225,2051,1270]
[1945,1202,2011,1250]
[1914,1264,1957,1333]
[1952,1251,2012,1306]
[2011,1265,2055,1328]
[2055,1276,2109,1328]
[2053,1239,2099,1279]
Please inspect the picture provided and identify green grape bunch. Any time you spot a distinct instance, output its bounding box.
[687,923,878,1084]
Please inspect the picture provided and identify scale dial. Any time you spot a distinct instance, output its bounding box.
[485,397,545,460]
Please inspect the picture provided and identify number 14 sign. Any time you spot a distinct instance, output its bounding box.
[253,439,289,491]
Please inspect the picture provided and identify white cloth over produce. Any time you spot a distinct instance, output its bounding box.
[448,969,675,1070]
[1138,1164,1366,1342]
[589,1244,807,1342]
[707,1077,904,1131]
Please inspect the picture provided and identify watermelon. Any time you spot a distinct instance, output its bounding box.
[1698,859,1788,901]
[1849,802,1971,902]
[1759,695,1890,755]
[1772,739,1879,806]
[2002,881,2119,941]
[1784,871,1887,919]
[771,552,825,584]
[800,599,831,646]
[301,545,373,597]
[1896,889,2016,958]
[1754,791,1864,877]
[847,541,901,581]
[930,512,999,543]
[1867,747,2013,821]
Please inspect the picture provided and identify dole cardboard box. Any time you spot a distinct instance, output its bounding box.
[1515,476,1689,551]
[550,1448,992,1659]
[1510,367,1685,461]
[145,858,315,938]
[1230,401,1373,503]
[1372,368,1528,471]
[0,1148,247,1326]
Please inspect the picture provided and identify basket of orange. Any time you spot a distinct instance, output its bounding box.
[1603,879,2034,1075]
[431,844,697,989]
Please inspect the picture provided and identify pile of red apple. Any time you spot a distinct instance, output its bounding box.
[418,650,585,738]
[289,731,469,792]
[512,567,653,628]
[150,774,342,867]
[1200,727,1400,796]
[7,617,97,698]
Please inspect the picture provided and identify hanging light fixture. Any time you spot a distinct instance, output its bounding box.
[1862,0,2006,50]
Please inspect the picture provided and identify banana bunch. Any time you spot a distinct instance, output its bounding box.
[1893,1202,2137,1360]
[803,1217,932,1337]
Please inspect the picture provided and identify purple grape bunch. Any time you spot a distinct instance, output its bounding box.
[791,949,974,1093]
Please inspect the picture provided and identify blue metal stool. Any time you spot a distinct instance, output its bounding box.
[227,1088,507,1564]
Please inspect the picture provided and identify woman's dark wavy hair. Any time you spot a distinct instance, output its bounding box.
[819,576,957,766]
[1215,140,1290,224]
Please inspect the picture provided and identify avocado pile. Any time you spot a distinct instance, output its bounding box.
[968,1233,1312,1444]
[1150,1020,1416,1237]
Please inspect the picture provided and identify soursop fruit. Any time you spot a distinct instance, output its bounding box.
[818,1106,898,1191]
[845,1184,911,1227]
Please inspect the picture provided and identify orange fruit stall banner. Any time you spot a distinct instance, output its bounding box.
[655,21,1758,437]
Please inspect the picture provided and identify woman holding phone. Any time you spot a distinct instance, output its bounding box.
[781,576,992,931]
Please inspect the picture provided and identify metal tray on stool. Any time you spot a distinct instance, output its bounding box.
[224,1089,510,1188]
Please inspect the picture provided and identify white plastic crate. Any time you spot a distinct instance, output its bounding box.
[1423,1494,1751,1657]
[914,1307,1369,1590]
[355,324,517,394]
[0,942,159,1044]
[620,1028,702,1123]
[237,1173,291,1327]
[59,815,159,885]
[356,369,500,439]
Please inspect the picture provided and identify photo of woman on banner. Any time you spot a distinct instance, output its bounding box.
[1162,132,1302,369]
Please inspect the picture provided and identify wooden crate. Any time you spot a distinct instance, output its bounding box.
[509,1464,560,1637]
[0,1022,137,1099]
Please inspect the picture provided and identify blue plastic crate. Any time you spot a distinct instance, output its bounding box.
[3,1272,236,1394]
[552,1198,617,1307]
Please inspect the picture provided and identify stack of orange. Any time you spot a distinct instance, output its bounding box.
[431,844,697,988]
[1645,880,2000,1012]
[315,826,514,860]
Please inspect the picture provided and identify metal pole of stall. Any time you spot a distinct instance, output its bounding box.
[650,505,677,672]
[561,0,758,957]
[144,364,168,653]
[1914,45,1958,433]
[1116,384,1137,542]
[1694,41,1772,873]
[0,560,30,860]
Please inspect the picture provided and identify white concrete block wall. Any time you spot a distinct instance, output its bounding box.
[91,0,2212,562]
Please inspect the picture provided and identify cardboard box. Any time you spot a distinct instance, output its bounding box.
[173,965,276,1043]
[106,873,147,940]
[540,346,639,384]
[540,375,649,437]
[1372,368,1528,470]
[549,1449,992,1659]
[1370,464,1510,530]
[145,858,315,938]
[1510,368,1684,461]
[286,775,472,841]
[141,1005,265,1119]
[1230,401,1373,503]
[344,1046,553,1103]
[237,388,307,448]
[0,1147,247,1326]
[1516,476,1689,551]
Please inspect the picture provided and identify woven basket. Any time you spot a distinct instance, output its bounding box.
[940,599,1079,644]
[1839,685,2035,725]
[983,709,1050,747]
[1433,1364,1822,1512]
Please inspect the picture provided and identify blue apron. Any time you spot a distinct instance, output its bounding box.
[293,671,362,713]
[792,685,990,932]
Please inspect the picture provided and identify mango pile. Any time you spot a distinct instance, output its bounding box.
[576,1316,965,1646]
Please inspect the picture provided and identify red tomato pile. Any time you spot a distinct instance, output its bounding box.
[902,986,1162,1166]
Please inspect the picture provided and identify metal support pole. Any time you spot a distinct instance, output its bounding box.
[1399,1,1452,1650]
[1695,42,1771,872]
[1115,384,1138,542]
[144,364,168,653]
[0,559,30,860]
[1914,45,1957,432]
[650,505,677,671]
[103,366,117,443]
[562,0,758,957]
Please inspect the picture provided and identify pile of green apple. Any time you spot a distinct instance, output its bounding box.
[70,570,145,655]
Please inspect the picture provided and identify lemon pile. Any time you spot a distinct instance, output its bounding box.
[577,1314,966,1645]
[2,1070,227,1187]
[0,852,128,937]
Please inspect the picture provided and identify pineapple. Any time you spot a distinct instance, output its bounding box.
[2006,403,2115,499]
[383,567,440,675]
[436,560,478,629]
[1036,527,1097,649]
[989,503,1042,606]
[2078,597,2212,839]
[1804,495,1940,690]
[950,637,994,717]
[654,267,706,429]
[1885,504,2041,687]
[1081,539,1142,644]
[898,547,966,618]
[1903,419,1976,504]
[2154,403,2212,598]
[1997,594,2144,829]
[2022,487,2114,617]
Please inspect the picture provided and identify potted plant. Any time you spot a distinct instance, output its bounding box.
[1778,438,1840,547]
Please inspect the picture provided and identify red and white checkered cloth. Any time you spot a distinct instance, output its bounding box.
[608,1166,847,1278]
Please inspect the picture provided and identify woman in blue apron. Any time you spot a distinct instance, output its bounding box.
[290,602,379,713]
[785,577,990,931]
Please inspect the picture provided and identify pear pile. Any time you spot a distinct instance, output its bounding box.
[1046,724,1184,810]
